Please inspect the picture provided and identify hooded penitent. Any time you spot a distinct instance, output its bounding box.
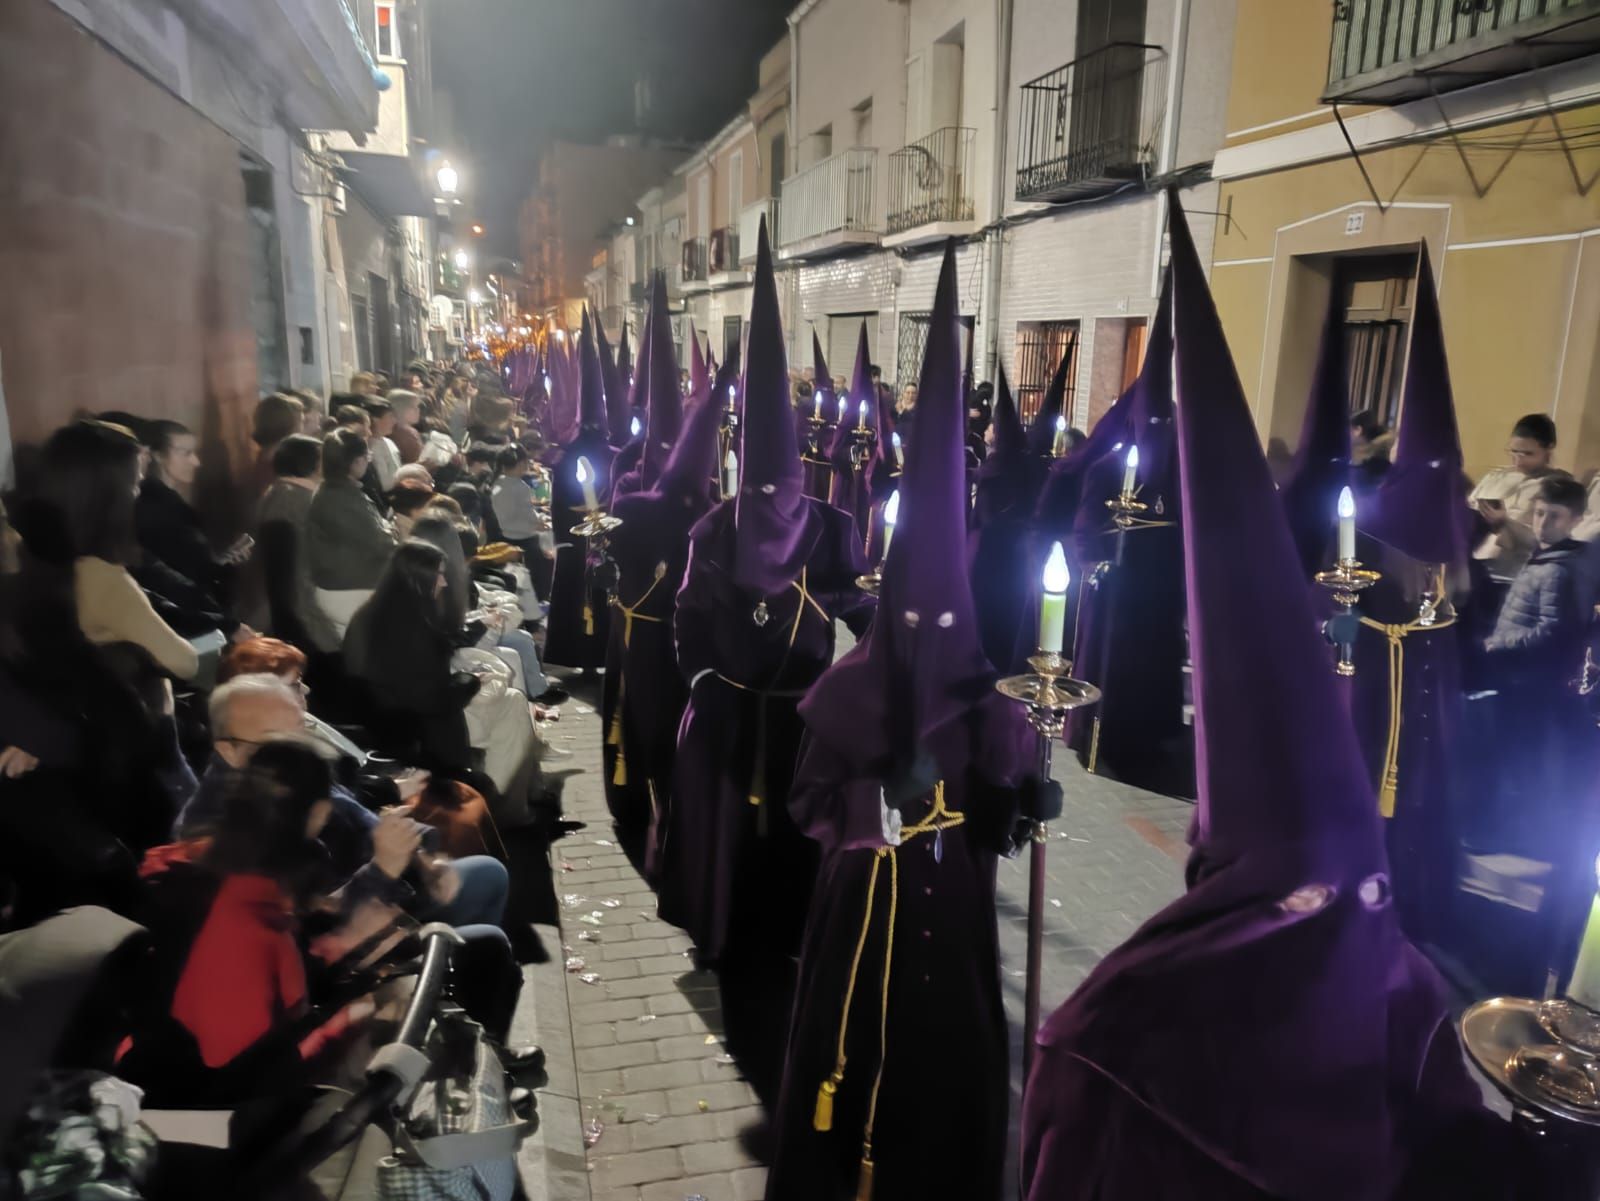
[1351,246,1476,952]
[542,311,615,670]
[1281,289,1354,579]
[595,307,631,450]
[969,366,1034,670]
[1060,283,1192,799]
[654,217,871,1102]
[801,332,835,499]
[768,241,1039,1201]
[600,356,724,859]
[1022,201,1500,1201]
[826,323,885,539]
[690,320,709,397]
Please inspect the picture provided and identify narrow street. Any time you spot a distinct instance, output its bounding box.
[514,669,1191,1201]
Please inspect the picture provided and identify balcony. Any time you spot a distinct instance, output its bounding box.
[885,127,976,246]
[739,199,778,263]
[681,237,709,289]
[1015,43,1168,204]
[1324,0,1600,104]
[776,148,880,260]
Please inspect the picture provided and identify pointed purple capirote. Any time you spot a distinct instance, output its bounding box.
[732,217,814,594]
[802,241,992,770]
[812,331,831,401]
[1025,345,1072,459]
[617,321,633,386]
[578,309,607,435]
[1364,245,1470,567]
[690,320,709,396]
[595,307,630,448]
[973,365,1026,522]
[641,273,684,488]
[969,365,1036,670]
[1023,199,1491,1201]
[1281,288,1354,577]
[826,323,882,529]
[772,243,1035,1201]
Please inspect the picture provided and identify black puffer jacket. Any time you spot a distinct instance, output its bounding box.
[1486,539,1586,666]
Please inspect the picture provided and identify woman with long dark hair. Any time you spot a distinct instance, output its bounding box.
[343,540,477,772]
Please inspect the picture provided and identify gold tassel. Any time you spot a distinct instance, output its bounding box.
[854,1152,874,1201]
[1379,768,1398,819]
[583,604,594,635]
[613,749,628,787]
[813,1076,838,1132]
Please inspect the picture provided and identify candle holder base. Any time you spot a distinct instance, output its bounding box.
[855,568,883,597]
[1315,557,1382,676]
[573,512,623,539]
[995,653,1102,741]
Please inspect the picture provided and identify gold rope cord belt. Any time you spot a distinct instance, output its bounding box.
[712,568,827,811]
[1358,568,1457,819]
[813,782,965,1201]
[607,571,668,787]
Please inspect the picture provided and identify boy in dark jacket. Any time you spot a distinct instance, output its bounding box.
[1485,475,1589,672]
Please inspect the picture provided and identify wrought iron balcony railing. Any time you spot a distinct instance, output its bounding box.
[777,148,879,250]
[1325,0,1600,103]
[887,126,976,233]
[681,237,708,283]
[709,226,739,272]
[1015,42,1167,204]
[738,199,778,262]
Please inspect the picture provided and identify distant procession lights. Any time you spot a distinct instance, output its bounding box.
[468,288,481,305]
[453,248,471,270]
[436,162,459,196]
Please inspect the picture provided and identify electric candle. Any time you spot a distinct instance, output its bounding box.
[1040,542,1070,654]
[1569,853,1600,1012]
[892,431,904,469]
[723,448,739,499]
[630,416,642,438]
[882,490,900,559]
[1338,486,1356,563]
[1122,444,1140,496]
[814,392,823,420]
[576,457,598,511]
[838,395,848,422]
[1052,415,1068,457]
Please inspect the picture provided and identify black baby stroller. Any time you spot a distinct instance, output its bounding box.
[0,913,534,1201]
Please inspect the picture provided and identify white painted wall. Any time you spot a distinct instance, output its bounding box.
[905,0,999,226]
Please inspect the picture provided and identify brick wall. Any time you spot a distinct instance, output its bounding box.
[0,0,259,533]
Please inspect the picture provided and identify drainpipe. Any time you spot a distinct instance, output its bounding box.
[983,0,1015,382]
[1149,0,1192,301]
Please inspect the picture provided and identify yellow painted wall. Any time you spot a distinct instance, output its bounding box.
[1223,0,1337,135]
[1211,104,1600,478]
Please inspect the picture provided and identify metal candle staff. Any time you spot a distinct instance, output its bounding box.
[855,490,898,596]
[1314,486,1381,676]
[995,542,1101,1080]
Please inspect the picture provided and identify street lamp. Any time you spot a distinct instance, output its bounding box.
[436,162,459,196]
[453,248,471,271]
[468,288,482,305]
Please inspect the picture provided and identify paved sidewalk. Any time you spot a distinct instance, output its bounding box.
[527,669,1193,1201]
[538,678,769,1201]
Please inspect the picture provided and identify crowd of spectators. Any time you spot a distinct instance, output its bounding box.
[0,358,566,1114]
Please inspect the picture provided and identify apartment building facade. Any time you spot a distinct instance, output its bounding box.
[1208,0,1600,478]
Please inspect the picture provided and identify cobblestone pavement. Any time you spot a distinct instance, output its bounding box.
[532,669,1193,1201]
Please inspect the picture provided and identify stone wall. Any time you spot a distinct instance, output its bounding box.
[0,0,259,533]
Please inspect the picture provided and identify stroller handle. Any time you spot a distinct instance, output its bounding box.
[243,926,459,1197]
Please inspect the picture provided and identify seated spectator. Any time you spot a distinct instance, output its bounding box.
[413,513,560,708]
[291,388,325,436]
[136,420,252,622]
[349,371,380,397]
[257,434,337,653]
[305,429,396,640]
[119,740,379,1106]
[36,423,199,685]
[388,482,437,540]
[489,443,548,562]
[1469,412,1569,579]
[1350,409,1395,478]
[175,675,542,1048]
[363,398,402,493]
[394,462,435,492]
[249,393,306,499]
[386,388,425,465]
[333,401,371,438]
[345,542,542,826]
[468,394,517,445]
[215,638,497,858]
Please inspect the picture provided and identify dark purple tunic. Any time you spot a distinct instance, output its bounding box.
[767,693,1035,1201]
[542,434,612,669]
[654,502,869,963]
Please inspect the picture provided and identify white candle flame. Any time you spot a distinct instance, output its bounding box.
[1043,541,1070,594]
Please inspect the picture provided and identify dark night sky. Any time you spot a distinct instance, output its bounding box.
[431,0,793,260]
